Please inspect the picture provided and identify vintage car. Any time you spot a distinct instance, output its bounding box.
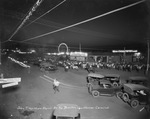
[86,73,104,87]
[88,79,121,97]
[104,74,121,87]
[40,61,58,71]
[51,104,80,119]
[125,76,148,86]
[117,84,150,108]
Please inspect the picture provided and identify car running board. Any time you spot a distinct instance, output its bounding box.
[100,94,114,97]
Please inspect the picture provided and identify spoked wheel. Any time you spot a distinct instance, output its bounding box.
[122,93,129,102]
[88,84,93,94]
[116,91,123,99]
[130,99,139,108]
[113,82,118,87]
[92,90,99,97]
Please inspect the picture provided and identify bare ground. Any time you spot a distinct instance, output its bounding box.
[0,58,150,119]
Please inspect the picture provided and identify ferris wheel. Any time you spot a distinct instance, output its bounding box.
[58,43,69,53]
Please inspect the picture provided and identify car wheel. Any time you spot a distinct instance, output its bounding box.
[122,93,129,102]
[86,78,89,84]
[92,90,99,97]
[130,99,139,108]
[89,84,93,93]
[113,82,118,87]
[88,84,93,93]
[116,91,123,99]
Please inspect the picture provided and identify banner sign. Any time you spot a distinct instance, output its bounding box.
[2,82,18,88]
[0,77,21,88]
[0,78,21,83]
[112,50,138,53]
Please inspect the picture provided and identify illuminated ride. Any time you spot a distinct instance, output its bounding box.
[58,43,68,54]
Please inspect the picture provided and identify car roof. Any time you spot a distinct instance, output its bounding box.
[54,104,79,117]
[88,73,104,78]
[123,84,149,91]
[104,74,120,78]
[128,76,148,81]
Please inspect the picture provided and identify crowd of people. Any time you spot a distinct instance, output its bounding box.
[57,60,148,74]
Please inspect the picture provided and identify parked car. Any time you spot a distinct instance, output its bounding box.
[104,74,121,87]
[33,60,41,66]
[117,83,150,108]
[126,76,149,87]
[51,104,80,119]
[45,65,58,71]
[40,61,58,71]
[88,79,121,97]
[86,73,104,86]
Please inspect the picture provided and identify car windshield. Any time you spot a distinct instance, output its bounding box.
[103,84,111,89]
[136,90,147,95]
[57,117,73,119]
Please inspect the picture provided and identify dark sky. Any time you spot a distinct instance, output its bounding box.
[1,0,150,52]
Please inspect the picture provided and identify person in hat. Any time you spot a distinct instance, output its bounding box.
[53,78,60,94]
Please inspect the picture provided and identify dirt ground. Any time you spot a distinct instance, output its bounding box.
[0,57,150,119]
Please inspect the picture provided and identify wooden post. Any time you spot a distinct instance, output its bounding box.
[0,40,1,65]
[146,40,149,75]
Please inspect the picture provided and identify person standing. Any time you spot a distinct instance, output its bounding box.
[53,79,60,94]
[0,73,4,79]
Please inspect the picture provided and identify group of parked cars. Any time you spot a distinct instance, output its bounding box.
[86,73,150,110]
[50,74,149,119]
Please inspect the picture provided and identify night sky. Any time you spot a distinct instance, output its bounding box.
[1,0,150,52]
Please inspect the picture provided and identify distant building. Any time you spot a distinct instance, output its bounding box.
[88,50,137,63]
[69,52,88,62]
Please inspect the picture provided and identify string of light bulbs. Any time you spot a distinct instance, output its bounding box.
[20,0,145,43]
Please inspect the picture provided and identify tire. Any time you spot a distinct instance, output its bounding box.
[86,78,89,84]
[113,82,118,87]
[122,93,129,102]
[116,92,123,99]
[92,90,99,97]
[88,84,93,94]
[130,99,139,108]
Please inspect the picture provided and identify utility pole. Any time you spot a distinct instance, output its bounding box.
[0,40,1,65]
[123,47,126,62]
[146,40,149,75]
[79,43,81,52]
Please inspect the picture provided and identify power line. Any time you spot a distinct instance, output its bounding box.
[6,0,44,42]
[21,0,145,43]
[5,0,66,44]
[22,0,66,29]
[3,12,119,39]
